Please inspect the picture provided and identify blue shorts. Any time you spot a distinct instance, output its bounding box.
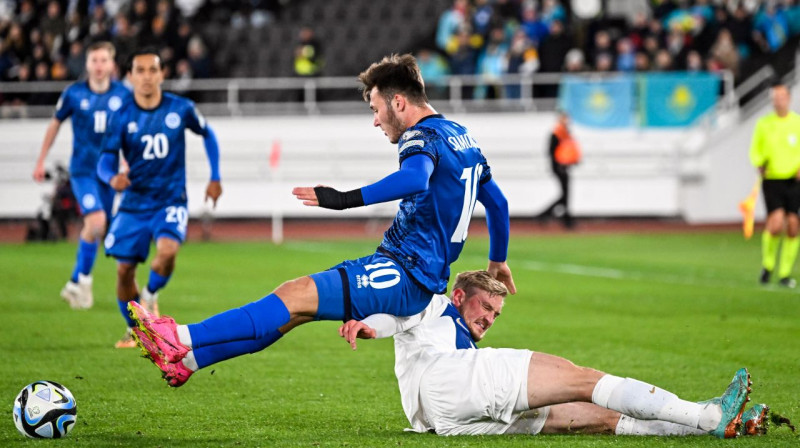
[310,252,434,321]
[104,205,188,263]
[70,175,115,216]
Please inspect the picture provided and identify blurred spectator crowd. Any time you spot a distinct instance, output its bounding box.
[1,0,799,106]
[421,0,800,98]
[0,0,284,102]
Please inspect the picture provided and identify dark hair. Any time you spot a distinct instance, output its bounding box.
[771,79,789,91]
[127,47,163,73]
[358,53,428,106]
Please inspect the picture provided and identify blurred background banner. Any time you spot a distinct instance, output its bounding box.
[559,75,634,128]
[640,73,721,127]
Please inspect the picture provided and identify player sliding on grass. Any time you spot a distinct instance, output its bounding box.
[128,53,514,386]
[340,270,767,439]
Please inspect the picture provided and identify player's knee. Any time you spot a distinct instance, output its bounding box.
[87,223,106,240]
[571,365,605,399]
[152,253,176,273]
[786,217,799,237]
[273,276,317,315]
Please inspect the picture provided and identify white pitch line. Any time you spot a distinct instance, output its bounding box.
[460,256,791,294]
[518,260,630,279]
[285,247,792,295]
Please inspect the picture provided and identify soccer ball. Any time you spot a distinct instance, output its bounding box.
[12,381,77,438]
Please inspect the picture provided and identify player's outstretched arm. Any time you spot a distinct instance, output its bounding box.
[339,305,432,350]
[202,126,222,207]
[477,178,516,294]
[33,118,62,182]
[292,154,434,210]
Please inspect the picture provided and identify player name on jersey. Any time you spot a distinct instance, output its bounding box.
[447,133,479,152]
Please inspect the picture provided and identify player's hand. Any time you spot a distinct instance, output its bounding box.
[32,162,46,182]
[487,260,516,295]
[120,156,130,174]
[338,319,377,350]
[205,180,222,208]
[110,172,131,192]
[292,186,321,207]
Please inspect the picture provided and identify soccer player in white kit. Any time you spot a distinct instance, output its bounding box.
[340,271,768,438]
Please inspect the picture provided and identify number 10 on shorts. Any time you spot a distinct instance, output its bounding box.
[357,261,401,289]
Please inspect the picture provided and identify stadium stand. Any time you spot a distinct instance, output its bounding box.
[1,1,797,97]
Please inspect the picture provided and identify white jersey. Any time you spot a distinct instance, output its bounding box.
[362,294,477,433]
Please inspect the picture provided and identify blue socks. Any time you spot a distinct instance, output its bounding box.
[193,330,284,369]
[118,298,140,327]
[71,239,98,283]
[188,293,290,347]
[146,270,171,294]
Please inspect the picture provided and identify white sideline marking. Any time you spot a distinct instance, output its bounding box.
[462,256,791,294]
[519,260,629,279]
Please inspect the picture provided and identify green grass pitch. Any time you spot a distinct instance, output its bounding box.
[1,230,798,446]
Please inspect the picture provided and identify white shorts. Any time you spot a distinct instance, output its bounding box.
[418,347,549,436]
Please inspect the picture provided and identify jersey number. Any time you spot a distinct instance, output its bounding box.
[361,261,401,290]
[165,206,188,233]
[451,164,483,243]
[142,133,169,160]
[93,111,107,133]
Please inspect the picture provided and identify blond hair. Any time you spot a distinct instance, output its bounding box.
[86,41,116,58]
[452,270,508,299]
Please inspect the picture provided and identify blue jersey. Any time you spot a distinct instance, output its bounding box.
[379,114,492,294]
[54,80,131,177]
[102,92,209,212]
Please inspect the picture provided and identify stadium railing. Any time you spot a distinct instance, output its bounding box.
[0,71,735,119]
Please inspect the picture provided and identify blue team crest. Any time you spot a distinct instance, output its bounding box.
[108,96,122,111]
[165,112,181,129]
[127,122,138,133]
[104,233,115,249]
[81,194,96,210]
[80,99,90,110]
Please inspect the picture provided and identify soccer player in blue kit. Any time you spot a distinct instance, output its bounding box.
[97,48,222,348]
[129,53,515,386]
[32,42,131,310]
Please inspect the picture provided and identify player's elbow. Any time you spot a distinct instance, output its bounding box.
[407,176,429,195]
[480,187,508,214]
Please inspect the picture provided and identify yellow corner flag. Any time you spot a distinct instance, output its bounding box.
[738,178,760,240]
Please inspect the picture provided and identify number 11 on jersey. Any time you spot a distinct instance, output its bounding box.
[451,163,483,243]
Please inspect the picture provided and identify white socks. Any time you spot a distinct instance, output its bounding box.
[181,351,199,372]
[176,325,193,348]
[592,375,721,431]
[616,415,707,436]
[174,325,197,371]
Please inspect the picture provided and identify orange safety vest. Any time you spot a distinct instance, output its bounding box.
[553,123,582,165]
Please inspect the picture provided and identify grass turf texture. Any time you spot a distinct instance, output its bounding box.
[1,231,798,447]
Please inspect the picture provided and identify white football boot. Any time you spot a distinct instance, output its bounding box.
[59,280,82,309]
[77,274,93,309]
